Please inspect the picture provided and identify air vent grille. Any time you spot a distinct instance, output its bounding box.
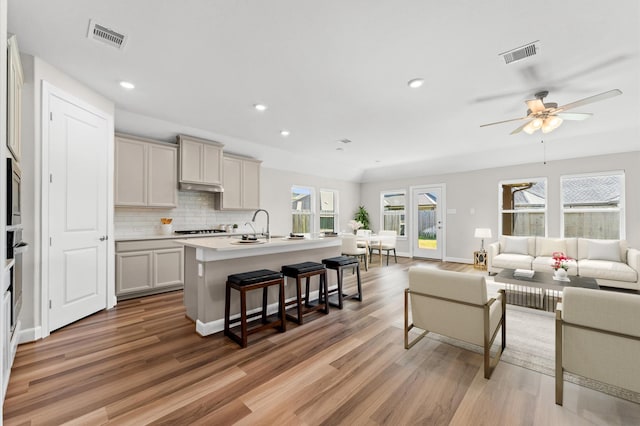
[500,41,540,64]
[87,19,128,50]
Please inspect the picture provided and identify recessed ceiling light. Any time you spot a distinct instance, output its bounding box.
[280,129,290,137]
[339,139,352,144]
[253,103,267,111]
[336,147,344,151]
[119,81,135,90]
[407,78,424,89]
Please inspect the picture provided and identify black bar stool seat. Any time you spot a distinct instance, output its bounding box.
[322,256,363,309]
[224,269,286,348]
[281,261,329,324]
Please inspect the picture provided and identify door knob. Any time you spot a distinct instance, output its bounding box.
[99,235,108,241]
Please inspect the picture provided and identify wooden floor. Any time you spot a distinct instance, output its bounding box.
[4,258,639,425]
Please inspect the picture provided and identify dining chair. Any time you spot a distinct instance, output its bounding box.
[371,230,397,265]
[341,234,368,271]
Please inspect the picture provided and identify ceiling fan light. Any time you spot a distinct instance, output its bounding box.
[542,116,563,133]
[523,121,537,135]
[531,118,543,129]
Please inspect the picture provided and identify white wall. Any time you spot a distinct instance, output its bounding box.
[360,151,640,262]
[260,167,361,237]
[19,54,114,340]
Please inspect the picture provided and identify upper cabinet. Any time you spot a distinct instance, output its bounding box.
[217,154,261,210]
[115,134,178,207]
[177,134,223,190]
[7,35,24,162]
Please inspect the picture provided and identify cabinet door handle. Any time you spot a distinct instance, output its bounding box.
[99,236,108,241]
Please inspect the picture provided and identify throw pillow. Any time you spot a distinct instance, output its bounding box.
[587,240,621,262]
[539,238,567,257]
[502,237,529,255]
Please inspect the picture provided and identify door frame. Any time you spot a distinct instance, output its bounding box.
[40,81,115,338]
[410,184,446,260]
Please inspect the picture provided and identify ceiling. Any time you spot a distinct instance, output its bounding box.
[8,0,640,182]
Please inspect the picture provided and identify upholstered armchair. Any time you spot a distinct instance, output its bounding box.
[555,287,640,405]
[405,267,506,379]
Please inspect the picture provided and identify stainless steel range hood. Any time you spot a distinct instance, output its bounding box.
[179,182,224,193]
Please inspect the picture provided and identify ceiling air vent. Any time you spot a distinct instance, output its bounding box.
[499,41,540,64]
[87,19,128,50]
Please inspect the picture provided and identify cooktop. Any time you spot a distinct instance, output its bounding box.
[174,229,227,235]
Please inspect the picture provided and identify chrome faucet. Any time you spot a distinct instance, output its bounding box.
[251,209,270,239]
[245,222,258,237]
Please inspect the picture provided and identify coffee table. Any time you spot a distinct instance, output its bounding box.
[494,269,599,312]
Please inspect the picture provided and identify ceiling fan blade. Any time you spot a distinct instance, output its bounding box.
[555,112,593,121]
[526,99,546,113]
[510,120,533,135]
[479,116,529,128]
[556,89,622,112]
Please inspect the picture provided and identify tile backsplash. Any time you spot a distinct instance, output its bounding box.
[115,191,254,237]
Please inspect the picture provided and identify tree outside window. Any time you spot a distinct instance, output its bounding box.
[499,179,546,237]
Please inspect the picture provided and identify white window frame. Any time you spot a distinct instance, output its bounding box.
[319,188,339,233]
[291,185,316,234]
[380,190,407,238]
[498,177,548,237]
[560,170,625,239]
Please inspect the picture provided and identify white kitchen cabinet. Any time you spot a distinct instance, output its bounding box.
[116,240,184,299]
[7,35,23,162]
[115,134,178,207]
[178,134,224,186]
[217,154,261,210]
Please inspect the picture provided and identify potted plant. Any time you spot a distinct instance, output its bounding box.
[353,205,370,230]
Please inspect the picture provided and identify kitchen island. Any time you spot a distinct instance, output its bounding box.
[176,236,342,336]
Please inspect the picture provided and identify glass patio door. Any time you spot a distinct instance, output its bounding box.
[412,186,443,259]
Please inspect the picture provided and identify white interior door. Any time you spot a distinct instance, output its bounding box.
[412,186,444,259]
[47,92,109,332]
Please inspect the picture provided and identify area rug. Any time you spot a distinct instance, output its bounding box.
[421,281,640,404]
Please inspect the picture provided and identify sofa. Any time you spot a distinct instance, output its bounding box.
[487,236,640,290]
[555,287,640,405]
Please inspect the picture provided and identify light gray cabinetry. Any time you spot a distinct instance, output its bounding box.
[116,240,184,299]
[178,134,224,187]
[115,134,178,207]
[217,154,261,210]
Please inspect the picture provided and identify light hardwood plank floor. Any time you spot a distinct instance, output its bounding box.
[4,258,639,425]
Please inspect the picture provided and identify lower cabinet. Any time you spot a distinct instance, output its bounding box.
[116,240,184,299]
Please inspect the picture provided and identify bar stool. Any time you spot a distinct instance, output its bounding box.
[281,262,329,324]
[224,269,286,348]
[321,256,363,309]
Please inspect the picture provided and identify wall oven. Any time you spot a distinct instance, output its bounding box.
[7,157,21,227]
[6,157,26,333]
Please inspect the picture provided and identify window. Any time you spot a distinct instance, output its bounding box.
[561,172,624,239]
[381,191,406,237]
[499,179,546,237]
[291,186,314,233]
[319,189,338,233]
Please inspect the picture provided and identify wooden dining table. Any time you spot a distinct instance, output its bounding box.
[356,234,383,266]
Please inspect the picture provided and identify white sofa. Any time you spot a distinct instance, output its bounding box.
[556,287,640,405]
[488,236,640,290]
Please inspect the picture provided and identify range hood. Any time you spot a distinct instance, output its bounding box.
[179,182,224,193]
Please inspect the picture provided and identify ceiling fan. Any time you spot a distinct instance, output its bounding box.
[480,89,622,135]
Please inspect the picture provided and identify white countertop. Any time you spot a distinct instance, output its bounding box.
[175,236,342,262]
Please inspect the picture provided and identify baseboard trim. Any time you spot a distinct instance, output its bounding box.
[194,300,285,337]
[445,257,473,264]
[19,326,42,344]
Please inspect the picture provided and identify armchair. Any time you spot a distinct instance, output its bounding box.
[555,287,640,405]
[405,267,506,379]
